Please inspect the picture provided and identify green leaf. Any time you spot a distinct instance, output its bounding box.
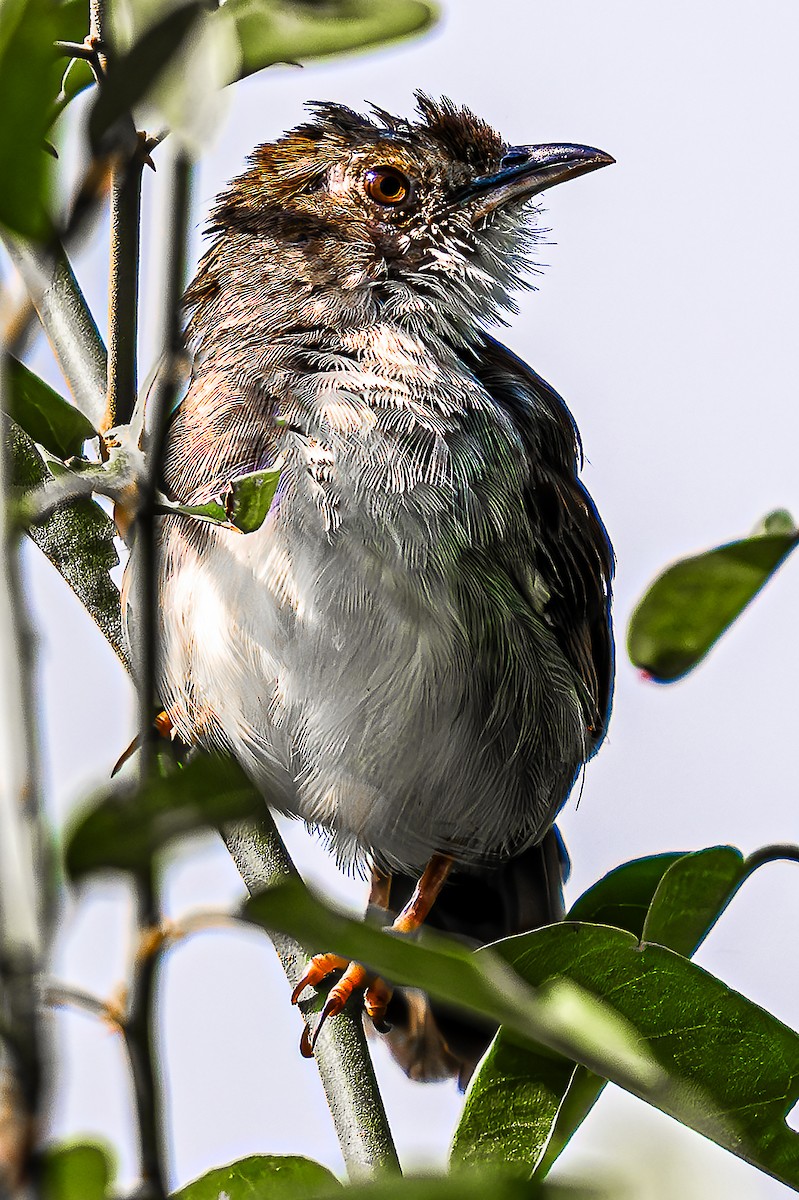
[453,846,788,1178]
[451,1039,577,1173]
[0,0,61,236]
[157,469,280,531]
[172,1154,340,1200]
[487,923,799,1191]
[158,498,230,525]
[452,854,681,1175]
[4,415,126,661]
[88,3,205,152]
[244,877,659,1095]
[223,0,438,81]
[566,852,685,936]
[96,0,435,147]
[627,514,799,681]
[66,754,263,878]
[642,846,745,956]
[42,1140,113,1200]
[223,468,281,533]
[7,359,96,458]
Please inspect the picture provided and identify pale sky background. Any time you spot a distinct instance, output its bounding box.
[13,0,799,1195]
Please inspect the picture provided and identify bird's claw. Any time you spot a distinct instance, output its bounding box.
[291,952,349,1005]
[293,954,394,1054]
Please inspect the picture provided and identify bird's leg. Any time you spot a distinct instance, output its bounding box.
[294,854,454,1057]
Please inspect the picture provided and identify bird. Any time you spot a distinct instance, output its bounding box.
[130,93,615,1083]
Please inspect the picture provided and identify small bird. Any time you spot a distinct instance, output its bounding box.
[136,94,614,1081]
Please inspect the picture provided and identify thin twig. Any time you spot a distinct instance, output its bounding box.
[125,868,166,1199]
[105,153,144,432]
[223,816,401,1178]
[53,40,101,64]
[44,982,120,1026]
[1,235,107,429]
[136,147,191,767]
[123,146,194,1200]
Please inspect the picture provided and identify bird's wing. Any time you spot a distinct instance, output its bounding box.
[471,334,615,750]
[161,361,284,506]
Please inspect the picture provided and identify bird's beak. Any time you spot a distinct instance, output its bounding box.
[459,143,615,219]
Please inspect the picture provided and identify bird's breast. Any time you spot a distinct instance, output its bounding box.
[153,325,584,871]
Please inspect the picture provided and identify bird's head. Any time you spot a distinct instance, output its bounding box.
[203,94,613,337]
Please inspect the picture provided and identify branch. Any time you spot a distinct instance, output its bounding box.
[1,234,107,430]
[223,816,400,1179]
[105,152,144,431]
[0,356,49,1192]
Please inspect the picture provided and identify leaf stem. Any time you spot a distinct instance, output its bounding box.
[223,817,401,1179]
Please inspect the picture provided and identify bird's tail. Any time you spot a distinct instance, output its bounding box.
[380,826,568,1088]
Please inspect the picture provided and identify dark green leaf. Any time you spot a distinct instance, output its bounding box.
[454,846,789,1178]
[566,852,685,936]
[642,846,745,956]
[66,754,263,878]
[244,877,659,1094]
[451,1039,576,1172]
[42,1141,113,1200]
[223,468,281,533]
[453,854,682,1175]
[224,0,437,81]
[627,515,799,681]
[172,1154,340,1200]
[487,923,799,1191]
[88,3,205,152]
[7,358,96,458]
[0,0,61,236]
[4,416,125,661]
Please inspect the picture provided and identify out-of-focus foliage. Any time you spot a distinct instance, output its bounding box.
[627,510,798,682]
[0,0,59,236]
[65,754,264,877]
[41,1141,114,1200]
[173,1154,341,1200]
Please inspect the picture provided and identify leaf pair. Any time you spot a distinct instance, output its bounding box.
[453,846,799,1190]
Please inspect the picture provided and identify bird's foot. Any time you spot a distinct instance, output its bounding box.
[290,854,454,1057]
[292,955,394,1056]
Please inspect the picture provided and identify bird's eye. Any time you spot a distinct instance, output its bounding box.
[364,167,412,207]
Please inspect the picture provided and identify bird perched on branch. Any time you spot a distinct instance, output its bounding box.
[138,94,614,1082]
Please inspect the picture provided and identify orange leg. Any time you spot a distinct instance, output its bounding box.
[111,710,173,777]
[293,854,454,1057]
